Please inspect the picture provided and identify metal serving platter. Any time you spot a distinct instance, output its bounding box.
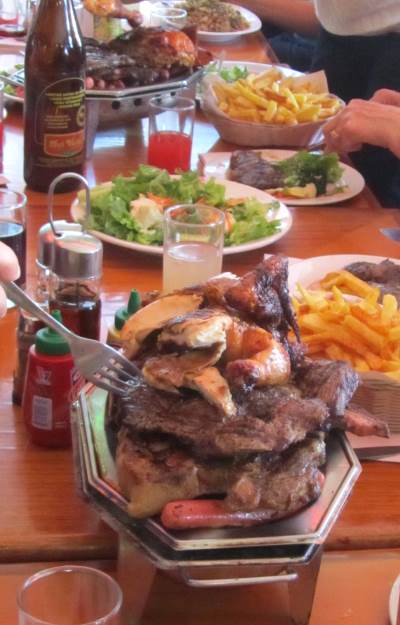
[74,383,361,557]
[5,67,204,102]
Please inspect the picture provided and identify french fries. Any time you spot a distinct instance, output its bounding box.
[212,68,342,125]
[292,270,400,379]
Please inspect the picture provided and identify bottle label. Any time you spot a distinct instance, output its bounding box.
[34,77,85,167]
[32,395,53,430]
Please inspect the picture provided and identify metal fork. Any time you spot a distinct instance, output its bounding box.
[2,280,140,396]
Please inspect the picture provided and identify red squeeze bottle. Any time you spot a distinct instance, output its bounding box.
[22,310,83,448]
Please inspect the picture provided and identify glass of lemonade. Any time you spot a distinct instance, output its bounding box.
[163,204,224,293]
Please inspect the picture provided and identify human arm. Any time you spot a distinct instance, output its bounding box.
[0,242,20,318]
[233,0,319,37]
[323,98,400,158]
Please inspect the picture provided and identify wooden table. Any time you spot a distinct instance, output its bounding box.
[0,549,399,624]
[0,30,400,625]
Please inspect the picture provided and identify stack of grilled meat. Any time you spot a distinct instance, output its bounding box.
[85,27,201,90]
[111,255,389,529]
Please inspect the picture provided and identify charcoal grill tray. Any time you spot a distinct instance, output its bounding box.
[6,67,204,101]
[74,383,361,555]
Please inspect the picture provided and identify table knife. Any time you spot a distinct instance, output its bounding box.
[380,227,400,243]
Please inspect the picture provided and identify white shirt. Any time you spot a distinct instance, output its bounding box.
[314,0,400,36]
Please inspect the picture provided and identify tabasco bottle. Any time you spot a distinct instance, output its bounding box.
[23,0,86,193]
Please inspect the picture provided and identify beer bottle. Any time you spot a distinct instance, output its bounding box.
[24,0,86,193]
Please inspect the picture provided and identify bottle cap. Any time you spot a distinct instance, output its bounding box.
[35,310,71,356]
[52,231,103,280]
[114,289,141,330]
[37,220,83,270]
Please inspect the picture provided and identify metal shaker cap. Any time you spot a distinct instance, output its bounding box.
[37,220,82,269]
[52,231,103,280]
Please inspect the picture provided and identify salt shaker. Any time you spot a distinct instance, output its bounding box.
[37,172,91,306]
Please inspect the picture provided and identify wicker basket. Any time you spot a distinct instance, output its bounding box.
[201,75,343,149]
[354,373,400,434]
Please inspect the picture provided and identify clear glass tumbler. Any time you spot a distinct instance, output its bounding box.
[163,203,224,292]
[0,188,27,293]
[148,95,195,173]
[17,565,123,625]
[150,4,187,30]
[0,0,29,35]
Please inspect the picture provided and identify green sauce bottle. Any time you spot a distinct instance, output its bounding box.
[107,289,141,348]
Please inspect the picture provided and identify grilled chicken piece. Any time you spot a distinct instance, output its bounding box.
[110,28,197,70]
[184,367,236,418]
[225,320,273,361]
[224,320,291,389]
[142,346,224,393]
[225,255,300,345]
[158,308,232,352]
[83,0,142,25]
[202,272,240,306]
[121,292,203,358]
[226,339,291,389]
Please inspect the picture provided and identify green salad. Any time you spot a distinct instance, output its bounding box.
[77,165,282,247]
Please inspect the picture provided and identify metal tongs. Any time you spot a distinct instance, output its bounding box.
[3,281,139,396]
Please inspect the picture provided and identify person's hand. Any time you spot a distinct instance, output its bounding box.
[0,242,20,318]
[323,98,400,158]
[371,88,400,107]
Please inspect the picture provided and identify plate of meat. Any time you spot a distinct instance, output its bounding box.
[200,150,365,206]
[76,255,389,534]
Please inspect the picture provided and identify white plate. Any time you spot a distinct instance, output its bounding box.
[200,149,365,206]
[70,177,292,256]
[196,4,262,43]
[389,574,400,625]
[287,254,400,294]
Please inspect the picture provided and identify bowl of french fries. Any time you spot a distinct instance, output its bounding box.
[201,66,343,148]
[290,254,400,432]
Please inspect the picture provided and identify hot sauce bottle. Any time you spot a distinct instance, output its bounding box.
[22,310,83,448]
[23,0,86,192]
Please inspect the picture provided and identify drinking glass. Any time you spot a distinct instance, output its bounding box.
[17,565,123,625]
[163,203,224,292]
[150,3,187,30]
[148,95,195,173]
[0,0,29,36]
[0,188,27,296]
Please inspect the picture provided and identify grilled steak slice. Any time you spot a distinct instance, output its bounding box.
[345,259,400,304]
[226,435,326,514]
[120,378,329,456]
[341,404,390,438]
[296,358,359,417]
[229,150,284,189]
[116,428,326,521]
[345,259,400,284]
